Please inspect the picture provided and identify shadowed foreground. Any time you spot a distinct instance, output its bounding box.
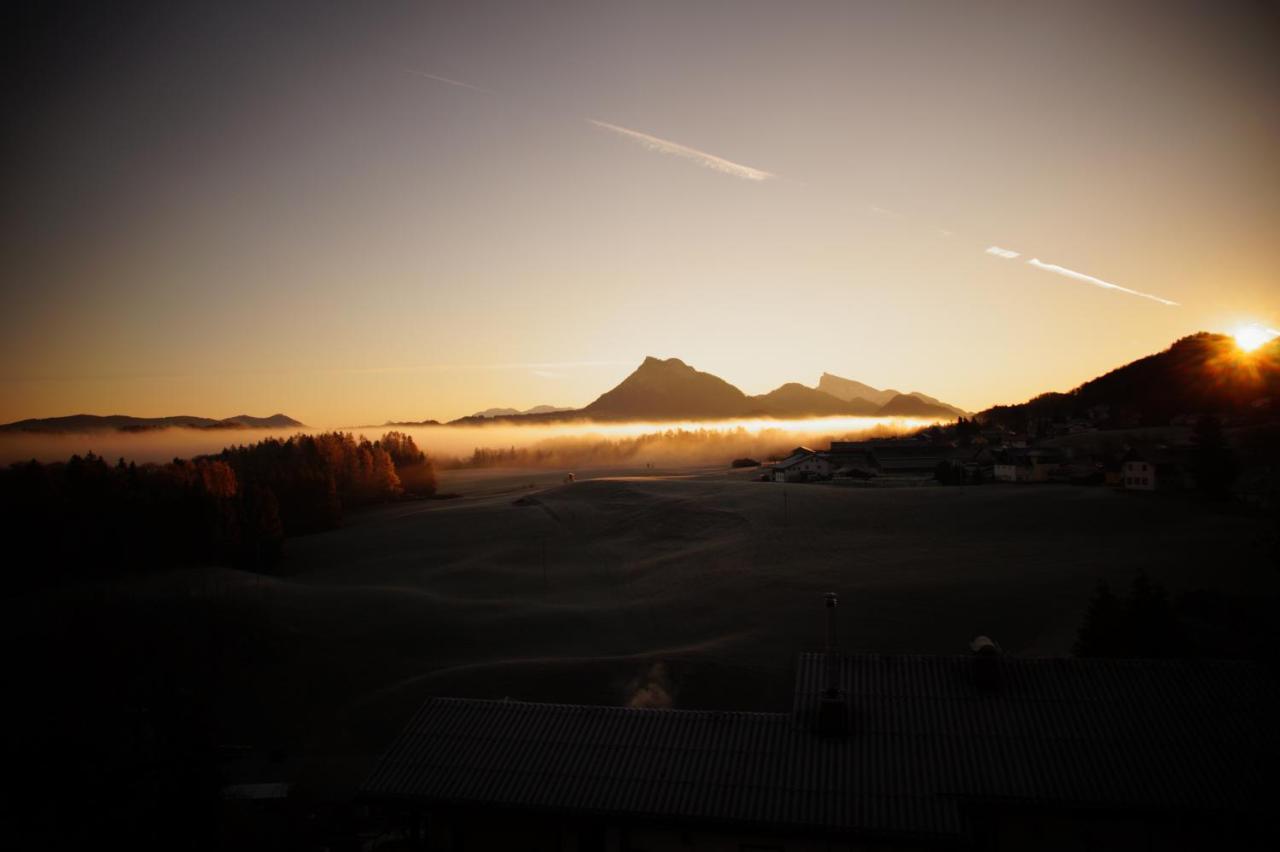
[6,472,1276,824]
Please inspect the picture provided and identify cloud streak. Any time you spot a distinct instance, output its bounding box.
[333,360,630,376]
[985,246,1020,259]
[1026,258,1179,306]
[587,119,775,181]
[404,69,495,94]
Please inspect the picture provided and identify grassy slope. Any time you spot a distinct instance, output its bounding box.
[6,472,1274,800]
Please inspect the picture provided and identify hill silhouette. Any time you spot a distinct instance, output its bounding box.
[819,372,968,417]
[981,333,1280,428]
[0,413,305,434]
[747,383,880,417]
[443,357,963,424]
[576,357,964,421]
[468,405,574,419]
[817,373,899,407]
[877,393,961,418]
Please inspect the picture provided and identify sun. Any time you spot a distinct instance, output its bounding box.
[1233,324,1279,353]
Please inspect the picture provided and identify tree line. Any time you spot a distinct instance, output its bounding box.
[0,431,435,588]
[443,426,906,471]
[1074,572,1280,665]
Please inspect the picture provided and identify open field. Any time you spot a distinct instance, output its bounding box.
[7,470,1276,801]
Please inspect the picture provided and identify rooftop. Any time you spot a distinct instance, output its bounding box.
[361,654,1278,841]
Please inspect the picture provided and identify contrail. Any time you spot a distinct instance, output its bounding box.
[1027,258,1179,306]
[587,119,775,181]
[334,360,630,376]
[404,69,495,94]
[985,246,1020,259]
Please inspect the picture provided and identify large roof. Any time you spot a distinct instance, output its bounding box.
[793,654,1276,821]
[361,654,1278,842]
[362,698,946,839]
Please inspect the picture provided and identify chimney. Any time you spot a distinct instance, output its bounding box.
[824,592,838,696]
[970,635,1002,691]
[815,592,849,737]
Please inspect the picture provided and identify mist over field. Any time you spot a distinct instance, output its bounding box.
[0,416,937,468]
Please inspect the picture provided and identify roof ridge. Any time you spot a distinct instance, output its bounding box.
[423,695,791,719]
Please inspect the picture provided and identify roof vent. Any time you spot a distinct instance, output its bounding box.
[970,635,1002,691]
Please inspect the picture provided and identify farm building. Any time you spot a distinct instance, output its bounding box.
[768,447,834,482]
[992,448,1064,483]
[1122,447,1186,491]
[360,650,1278,851]
[947,444,995,480]
[828,441,950,477]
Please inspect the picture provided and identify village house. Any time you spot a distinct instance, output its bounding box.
[992,448,1065,483]
[947,444,995,481]
[360,644,1278,851]
[1122,447,1186,491]
[768,447,833,482]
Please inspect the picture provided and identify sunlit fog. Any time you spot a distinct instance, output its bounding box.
[0,416,939,468]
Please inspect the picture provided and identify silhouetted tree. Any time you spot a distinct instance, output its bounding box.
[1073,580,1125,657]
[954,416,977,443]
[0,429,439,587]
[1125,571,1190,657]
[240,483,284,569]
[1189,414,1237,499]
[1073,572,1189,658]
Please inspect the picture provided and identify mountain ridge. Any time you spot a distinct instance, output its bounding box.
[446,356,963,423]
[468,405,574,419]
[979,332,1280,428]
[0,413,306,434]
[819,372,968,417]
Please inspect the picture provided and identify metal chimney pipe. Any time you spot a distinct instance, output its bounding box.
[824,592,838,697]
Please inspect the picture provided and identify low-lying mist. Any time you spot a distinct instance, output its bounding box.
[0,416,939,469]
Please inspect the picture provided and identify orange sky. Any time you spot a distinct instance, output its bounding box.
[2,2,1276,426]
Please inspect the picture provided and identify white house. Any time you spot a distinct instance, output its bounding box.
[1121,448,1183,491]
[770,447,833,482]
[1122,458,1157,491]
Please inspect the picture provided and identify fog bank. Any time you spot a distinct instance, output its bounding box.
[0,416,940,468]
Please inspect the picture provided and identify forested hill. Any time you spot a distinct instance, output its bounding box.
[980,333,1280,429]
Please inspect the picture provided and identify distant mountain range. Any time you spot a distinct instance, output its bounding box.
[468,405,575,419]
[445,356,967,424]
[9,334,1271,435]
[0,413,305,434]
[817,373,969,418]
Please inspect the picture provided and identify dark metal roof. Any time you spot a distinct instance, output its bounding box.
[794,654,1277,820]
[361,654,1278,841]
[361,697,964,840]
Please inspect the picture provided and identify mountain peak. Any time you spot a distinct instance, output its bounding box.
[583,356,747,420]
[640,356,691,370]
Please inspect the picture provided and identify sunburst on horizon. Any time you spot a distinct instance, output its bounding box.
[1233,324,1279,353]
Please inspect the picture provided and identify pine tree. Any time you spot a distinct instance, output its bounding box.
[1074,580,1126,657]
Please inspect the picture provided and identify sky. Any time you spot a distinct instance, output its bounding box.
[2,0,1277,425]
